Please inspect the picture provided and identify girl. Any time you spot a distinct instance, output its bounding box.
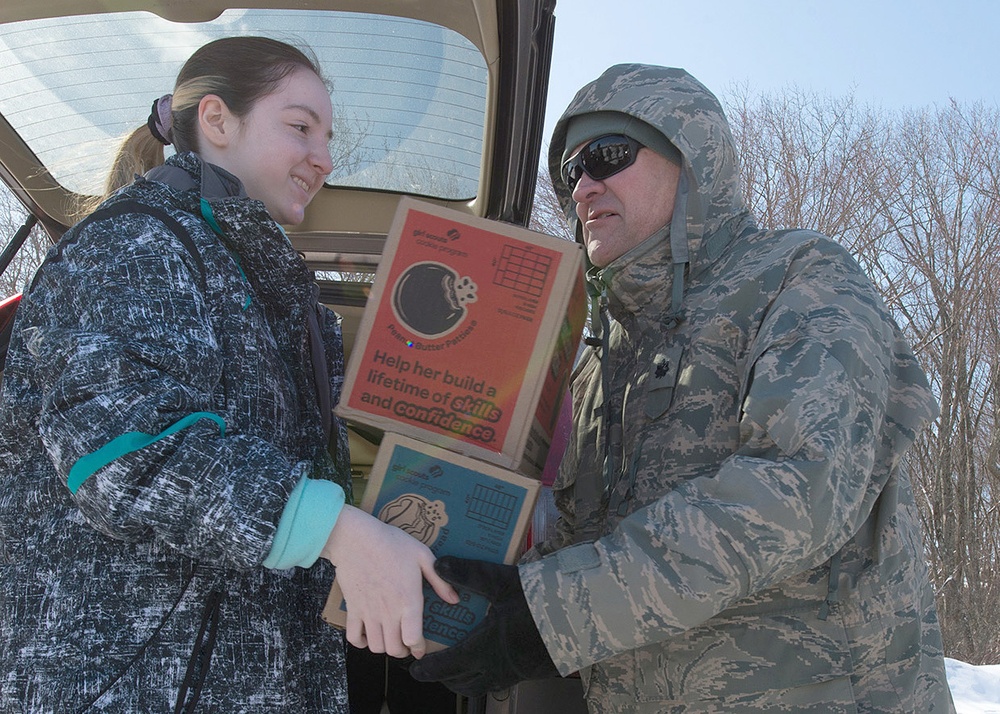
[0,36,455,712]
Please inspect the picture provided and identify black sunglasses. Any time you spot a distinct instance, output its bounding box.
[561,134,644,190]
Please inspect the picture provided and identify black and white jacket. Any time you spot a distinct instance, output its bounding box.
[0,153,352,712]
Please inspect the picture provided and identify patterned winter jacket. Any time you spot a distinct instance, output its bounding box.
[519,65,956,713]
[0,153,352,712]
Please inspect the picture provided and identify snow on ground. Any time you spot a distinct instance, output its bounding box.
[948,658,1000,713]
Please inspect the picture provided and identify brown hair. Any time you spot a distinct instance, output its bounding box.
[100,36,323,200]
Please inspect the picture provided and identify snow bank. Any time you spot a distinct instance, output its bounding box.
[947,658,1000,713]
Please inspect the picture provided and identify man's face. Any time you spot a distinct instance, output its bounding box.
[570,142,681,268]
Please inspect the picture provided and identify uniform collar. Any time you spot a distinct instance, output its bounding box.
[592,224,674,320]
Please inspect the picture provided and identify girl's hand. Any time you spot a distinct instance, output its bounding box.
[321,505,459,658]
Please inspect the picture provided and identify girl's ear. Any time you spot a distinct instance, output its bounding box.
[198,94,236,149]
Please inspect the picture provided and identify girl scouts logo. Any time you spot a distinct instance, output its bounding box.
[391,262,478,338]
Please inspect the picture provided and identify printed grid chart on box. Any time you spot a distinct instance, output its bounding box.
[466,484,518,529]
[494,245,552,297]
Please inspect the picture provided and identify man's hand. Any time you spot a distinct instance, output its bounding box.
[408,556,559,696]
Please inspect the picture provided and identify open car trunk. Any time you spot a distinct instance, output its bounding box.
[0,0,555,472]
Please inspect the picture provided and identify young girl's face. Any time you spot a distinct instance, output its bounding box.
[217,67,334,225]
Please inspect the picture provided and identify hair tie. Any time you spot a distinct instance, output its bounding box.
[147,94,174,145]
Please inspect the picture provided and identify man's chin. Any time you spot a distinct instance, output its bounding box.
[586,244,610,269]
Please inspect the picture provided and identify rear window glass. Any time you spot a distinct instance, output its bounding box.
[0,9,487,199]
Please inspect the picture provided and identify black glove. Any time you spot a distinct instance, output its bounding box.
[408,556,559,696]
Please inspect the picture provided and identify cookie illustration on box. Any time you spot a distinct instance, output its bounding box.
[377,494,449,546]
[391,261,477,337]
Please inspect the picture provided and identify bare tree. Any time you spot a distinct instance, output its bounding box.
[726,87,1000,665]
[529,151,573,242]
[0,189,50,297]
[726,84,892,259]
[867,102,1000,665]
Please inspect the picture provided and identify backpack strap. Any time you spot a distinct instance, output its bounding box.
[29,199,206,293]
[3,202,204,375]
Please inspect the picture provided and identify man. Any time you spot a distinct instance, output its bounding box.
[411,64,956,713]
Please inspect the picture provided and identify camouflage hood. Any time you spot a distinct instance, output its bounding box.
[548,64,755,280]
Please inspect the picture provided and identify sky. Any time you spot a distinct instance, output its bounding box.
[542,0,999,141]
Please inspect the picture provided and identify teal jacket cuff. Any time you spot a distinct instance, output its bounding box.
[263,476,345,570]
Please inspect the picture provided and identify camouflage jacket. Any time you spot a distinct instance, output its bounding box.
[519,65,955,713]
[0,154,351,711]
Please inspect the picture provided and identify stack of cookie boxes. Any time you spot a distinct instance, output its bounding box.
[323,197,587,651]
